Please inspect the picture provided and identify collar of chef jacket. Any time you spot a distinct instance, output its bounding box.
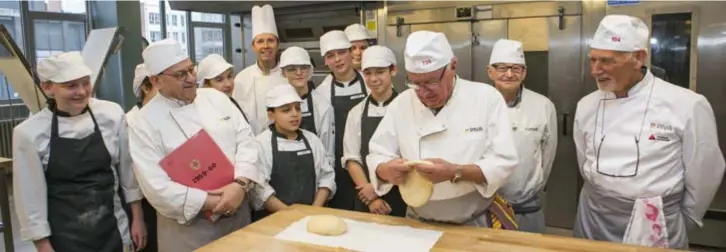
[506,85,524,108]
[602,67,653,99]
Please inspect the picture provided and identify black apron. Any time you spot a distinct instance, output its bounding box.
[327,72,367,210]
[299,91,317,135]
[45,106,125,252]
[352,92,407,217]
[228,96,250,124]
[134,103,158,252]
[253,126,317,221]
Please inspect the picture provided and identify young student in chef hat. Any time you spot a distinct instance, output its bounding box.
[126,63,158,252]
[251,84,336,221]
[344,23,372,71]
[342,45,407,217]
[127,64,157,119]
[234,4,287,135]
[313,30,368,211]
[13,51,147,252]
[198,53,250,123]
[279,46,335,167]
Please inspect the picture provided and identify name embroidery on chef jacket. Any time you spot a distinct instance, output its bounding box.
[647,121,674,142]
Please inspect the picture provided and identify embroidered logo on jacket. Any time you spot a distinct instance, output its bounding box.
[465,126,484,133]
[648,134,670,142]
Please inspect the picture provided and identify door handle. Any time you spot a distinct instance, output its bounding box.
[562,113,568,136]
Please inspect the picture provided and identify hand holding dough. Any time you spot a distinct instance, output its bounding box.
[306,215,347,236]
[399,160,434,208]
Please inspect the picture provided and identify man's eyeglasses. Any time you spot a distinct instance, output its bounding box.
[161,67,196,81]
[406,64,448,91]
[492,64,525,74]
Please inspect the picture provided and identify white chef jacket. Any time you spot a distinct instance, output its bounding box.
[573,70,725,228]
[251,129,337,210]
[12,98,142,242]
[312,73,368,104]
[232,64,286,135]
[301,91,336,166]
[128,88,263,224]
[125,105,140,124]
[498,88,558,204]
[366,77,519,223]
[341,95,393,167]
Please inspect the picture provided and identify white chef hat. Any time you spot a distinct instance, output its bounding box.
[252,4,278,39]
[404,31,454,74]
[266,84,302,108]
[133,64,148,98]
[591,14,649,52]
[489,39,526,66]
[320,30,351,56]
[197,54,233,82]
[279,46,312,68]
[37,51,93,83]
[344,23,370,42]
[361,45,396,70]
[142,38,188,75]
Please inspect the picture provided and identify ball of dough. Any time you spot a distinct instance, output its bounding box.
[306,215,347,236]
[399,160,434,208]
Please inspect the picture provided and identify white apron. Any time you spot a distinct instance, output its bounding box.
[157,200,250,251]
[573,184,688,249]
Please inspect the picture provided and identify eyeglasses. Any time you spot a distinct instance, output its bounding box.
[593,81,655,177]
[595,134,640,177]
[492,64,525,74]
[406,64,447,91]
[161,66,196,81]
[282,65,311,73]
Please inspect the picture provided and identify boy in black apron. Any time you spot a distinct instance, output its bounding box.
[313,30,368,211]
[251,84,336,220]
[342,46,407,217]
[12,52,146,252]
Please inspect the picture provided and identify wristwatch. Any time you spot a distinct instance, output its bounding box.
[234,178,254,192]
[450,165,463,183]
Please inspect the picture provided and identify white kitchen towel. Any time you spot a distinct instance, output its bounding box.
[623,196,669,248]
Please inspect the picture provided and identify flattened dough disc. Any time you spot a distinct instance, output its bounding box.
[306,215,347,236]
[400,160,434,208]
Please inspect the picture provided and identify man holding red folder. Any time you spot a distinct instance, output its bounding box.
[128,39,263,251]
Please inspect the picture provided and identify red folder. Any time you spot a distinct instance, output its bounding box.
[159,129,234,222]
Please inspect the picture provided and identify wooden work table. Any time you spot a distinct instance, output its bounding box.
[196,204,682,252]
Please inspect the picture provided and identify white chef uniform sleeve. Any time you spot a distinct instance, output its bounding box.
[128,117,207,224]
[118,114,143,203]
[232,110,263,185]
[681,96,726,229]
[472,94,519,198]
[310,133,336,198]
[365,100,399,196]
[319,104,336,167]
[540,100,559,188]
[573,103,586,172]
[12,129,50,241]
[251,133,275,211]
[341,104,362,168]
